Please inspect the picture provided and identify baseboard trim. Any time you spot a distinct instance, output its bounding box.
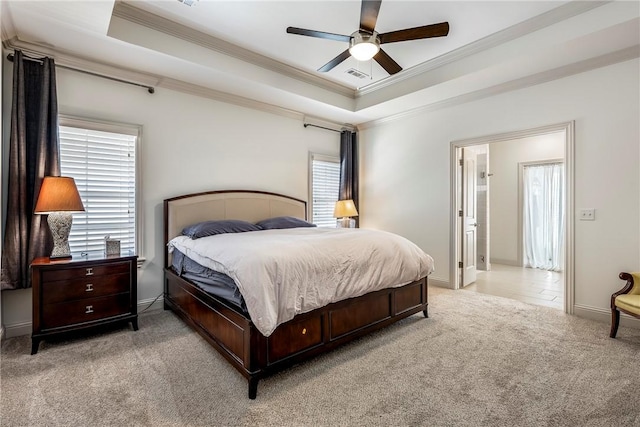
[3,296,166,338]
[490,259,521,267]
[574,304,640,330]
[137,295,165,314]
[5,321,31,339]
[429,277,452,289]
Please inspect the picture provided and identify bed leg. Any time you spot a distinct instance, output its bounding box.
[423,307,429,318]
[248,377,259,400]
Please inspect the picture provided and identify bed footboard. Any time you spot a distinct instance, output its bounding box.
[165,268,428,399]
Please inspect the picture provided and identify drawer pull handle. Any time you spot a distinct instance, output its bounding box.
[85,305,94,314]
[85,284,93,292]
[86,268,94,276]
[302,328,307,335]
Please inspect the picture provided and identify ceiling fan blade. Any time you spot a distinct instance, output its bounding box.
[286,27,351,43]
[380,22,450,44]
[318,49,352,72]
[359,0,382,33]
[374,48,402,75]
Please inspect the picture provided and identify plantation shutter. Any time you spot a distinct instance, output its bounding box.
[59,125,137,257]
[311,156,340,227]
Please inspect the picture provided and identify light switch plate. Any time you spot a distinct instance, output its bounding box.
[579,209,595,221]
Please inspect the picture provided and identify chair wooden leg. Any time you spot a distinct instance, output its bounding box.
[610,308,620,338]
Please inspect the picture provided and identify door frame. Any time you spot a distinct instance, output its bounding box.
[449,121,575,314]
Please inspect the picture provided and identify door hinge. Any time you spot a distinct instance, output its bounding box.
[459,159,463,166]
[458,261,463,268]
[458,210,463,217]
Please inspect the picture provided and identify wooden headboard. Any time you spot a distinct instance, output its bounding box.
[163,190,307,268]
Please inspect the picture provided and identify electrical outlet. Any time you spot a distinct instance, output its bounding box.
[579,209,595,221]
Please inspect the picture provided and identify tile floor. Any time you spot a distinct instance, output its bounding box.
[463,263,564,310]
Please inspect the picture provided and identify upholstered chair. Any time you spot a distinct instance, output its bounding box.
[610,272,640,338]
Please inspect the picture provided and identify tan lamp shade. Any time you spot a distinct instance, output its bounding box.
[34,176,85,213]
[334,199,359,218]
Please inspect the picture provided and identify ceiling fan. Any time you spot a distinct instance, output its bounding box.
[286,0,449,75]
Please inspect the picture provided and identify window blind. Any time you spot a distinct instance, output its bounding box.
[311,157,340,227]
[59,125,137,257]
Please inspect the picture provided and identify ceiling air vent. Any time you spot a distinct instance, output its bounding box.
[345,68,370,79]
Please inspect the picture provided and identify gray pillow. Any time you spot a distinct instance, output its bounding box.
[256,216,316,230]
[182,219,262,239]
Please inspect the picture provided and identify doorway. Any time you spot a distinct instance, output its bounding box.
[450,122,574,314]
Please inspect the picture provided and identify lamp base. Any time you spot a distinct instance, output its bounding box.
[48,212,73,259]
[336,217,356,228]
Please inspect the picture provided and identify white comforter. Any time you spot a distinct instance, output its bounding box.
[169,227,434,336]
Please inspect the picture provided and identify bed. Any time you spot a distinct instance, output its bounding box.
[163,190,433,399]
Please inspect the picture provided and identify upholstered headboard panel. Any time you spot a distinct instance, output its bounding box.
[163,190,307,267]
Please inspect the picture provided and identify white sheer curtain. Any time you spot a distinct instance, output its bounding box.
[523,163,564,271]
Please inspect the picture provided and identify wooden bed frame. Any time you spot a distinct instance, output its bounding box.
[163,190,428,399]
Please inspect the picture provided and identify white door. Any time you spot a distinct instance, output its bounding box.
[461,148,478,286]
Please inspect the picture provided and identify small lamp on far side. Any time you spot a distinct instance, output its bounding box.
[34,176,85,259]
[334,199,358,228]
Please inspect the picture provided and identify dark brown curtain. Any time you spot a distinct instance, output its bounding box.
[1,51,60,290]
[339,130,359,226]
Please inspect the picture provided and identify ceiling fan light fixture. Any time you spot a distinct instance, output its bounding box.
[349,31,380,61]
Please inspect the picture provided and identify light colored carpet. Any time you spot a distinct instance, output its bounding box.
[2,286,640,427]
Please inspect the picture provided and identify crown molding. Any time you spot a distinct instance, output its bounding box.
[356,1,610,97]
[2,38,355,128]
[358,45,639,130]
[159,77,305,122]
[3,37,162,86]
[112,1,355,99]
[112,0,610,107]
[4,39,636,132]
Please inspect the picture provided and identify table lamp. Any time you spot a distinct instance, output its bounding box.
[34,176,85,259]
[334,199,358,228]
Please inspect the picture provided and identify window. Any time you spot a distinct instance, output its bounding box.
[59,117,141,258]
[310,153,340,227]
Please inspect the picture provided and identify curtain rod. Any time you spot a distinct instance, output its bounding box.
[7,53,155,94]
[303,123,343,133]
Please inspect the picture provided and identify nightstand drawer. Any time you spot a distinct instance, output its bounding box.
[31,255,138,354]
[42,273,131,304]
[42,293,131,329]
[41,261,131,282]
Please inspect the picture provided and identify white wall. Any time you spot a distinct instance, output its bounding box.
[489,133,565,265]
[1,59,339,336]
[360,59,640,316]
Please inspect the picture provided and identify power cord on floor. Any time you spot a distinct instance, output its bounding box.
[139,293,164,314]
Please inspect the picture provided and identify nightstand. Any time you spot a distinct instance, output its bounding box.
[31,254,138,354]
